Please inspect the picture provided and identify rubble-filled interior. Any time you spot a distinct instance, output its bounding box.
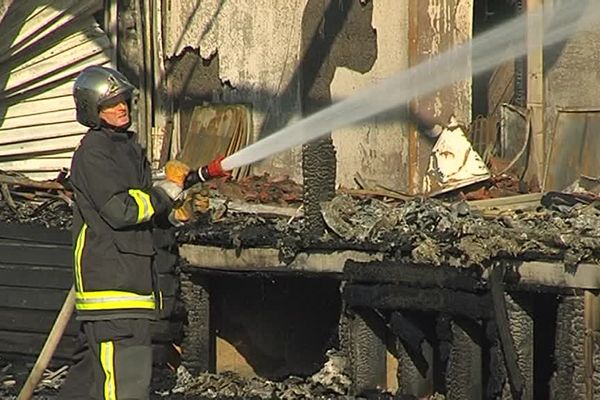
[178,181,600,269]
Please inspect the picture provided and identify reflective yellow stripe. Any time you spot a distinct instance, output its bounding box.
[76,290,156,311]
[100,341,117,400]
[73,224,88,292]
[128,189,155,223]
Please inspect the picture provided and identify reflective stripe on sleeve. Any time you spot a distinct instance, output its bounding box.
[128,189,155,223]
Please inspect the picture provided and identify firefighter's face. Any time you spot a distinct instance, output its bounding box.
[99,100,130,128]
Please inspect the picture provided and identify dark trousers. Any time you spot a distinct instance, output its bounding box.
[58,319,152,400]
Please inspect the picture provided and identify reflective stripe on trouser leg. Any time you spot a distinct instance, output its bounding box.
[87,320,152,400]
[100,341,117,400]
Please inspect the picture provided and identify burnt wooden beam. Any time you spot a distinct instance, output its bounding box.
[0,331,178,366]
[0,286,70,310]
[0,331,78,361]
[445,318,483,400]
[0,242,71,267]
[0,223,70,245]
[0,308,180,342]
[391,311,434,397]
[180,244,383,274]
[0,174,64,190]
[0,309,79,336]
[0,264,72,289]
[344,260,485,292]
[497,261,600,290]
[503,292,534,400]
[551,294,586,398]
[180,274,213,374]
[344,284,494,319]
[344,308,387,395]
[489,266,525,398]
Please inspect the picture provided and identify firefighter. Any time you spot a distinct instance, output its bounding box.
[58,65,225,399]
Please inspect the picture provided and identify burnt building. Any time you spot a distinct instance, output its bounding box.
[2,1,600,399]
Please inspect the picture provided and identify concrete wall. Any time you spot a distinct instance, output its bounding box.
[164,0,472,191]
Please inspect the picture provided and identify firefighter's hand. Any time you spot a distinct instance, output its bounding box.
[192,192,210,214]
[167,196,194,226]
[165,160,191,186]
[166,190,210,226]
[167,207,189,227]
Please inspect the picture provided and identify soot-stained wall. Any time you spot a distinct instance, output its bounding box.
[163,1,474,195]
[300,0,377,236]
[164,0,306,182]
[162,0,424,192]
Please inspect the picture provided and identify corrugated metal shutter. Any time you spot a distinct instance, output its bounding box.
[0,0,111,181]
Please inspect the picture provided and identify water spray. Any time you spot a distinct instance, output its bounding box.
[220,1,600,172]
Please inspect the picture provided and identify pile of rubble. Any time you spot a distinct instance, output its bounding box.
[0,354,427,400]
[206,174,303,205]
[179,193,600,268]
[155,350,355,400]
[0,171,72,230]
[0,197,72,230]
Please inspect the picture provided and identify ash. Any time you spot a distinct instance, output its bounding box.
[1,353,422,400]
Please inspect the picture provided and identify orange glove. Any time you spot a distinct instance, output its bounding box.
[169,189,211,225]
[192,190,210,214]
[172,206,192,223]
[165,160,191,186]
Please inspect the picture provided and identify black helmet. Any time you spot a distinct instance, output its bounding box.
[73,66,135,128]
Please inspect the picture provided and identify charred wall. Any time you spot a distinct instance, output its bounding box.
[164,0,306,181]
[162,1,429,192]
[165,49,223,147]
[116,0,143,90]
[550,295,586,398]
[331,0,410,191]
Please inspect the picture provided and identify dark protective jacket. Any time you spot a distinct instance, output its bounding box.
[69,127,172,320]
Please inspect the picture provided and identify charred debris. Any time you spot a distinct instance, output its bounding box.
[3,169,600,270]
[178,175,600,272]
